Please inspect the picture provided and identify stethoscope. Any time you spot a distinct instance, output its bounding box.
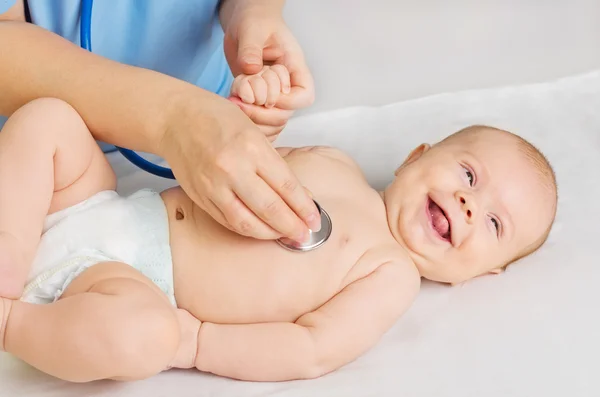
[79,0,332,251]
[80,0,175,179]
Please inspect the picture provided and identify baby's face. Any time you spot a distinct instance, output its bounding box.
[384,129,555,284]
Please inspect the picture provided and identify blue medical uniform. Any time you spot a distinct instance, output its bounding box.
[0,0,234,147]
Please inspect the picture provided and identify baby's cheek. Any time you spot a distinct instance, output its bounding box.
[414,167,440,191]
[469,238,505,272]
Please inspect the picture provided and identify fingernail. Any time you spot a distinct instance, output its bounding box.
[241,57,263,71]
[284,85,291,94]
[307,212,321,232]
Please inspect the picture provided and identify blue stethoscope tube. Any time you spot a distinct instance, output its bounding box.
[80,0,175,179]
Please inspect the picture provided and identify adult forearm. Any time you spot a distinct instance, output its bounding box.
[0,21,200,154]
[196,321,320,381]
[219,0,285,31]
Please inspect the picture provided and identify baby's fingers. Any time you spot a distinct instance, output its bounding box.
[248,75,268,106]
[261,68,282,108]
[231,75,255,104]
[230,65,291,107]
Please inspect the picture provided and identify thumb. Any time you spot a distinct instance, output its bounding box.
[237,27,266,75]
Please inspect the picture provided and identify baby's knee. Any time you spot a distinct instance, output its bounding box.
[110,302,180,380]
[91,278,181,380]
[12,98,75,122]
[6,98,85,140]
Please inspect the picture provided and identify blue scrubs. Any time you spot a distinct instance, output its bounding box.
[0,0,234,143]
[0,0,13,13]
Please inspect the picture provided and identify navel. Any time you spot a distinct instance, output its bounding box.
[175,207,185,221]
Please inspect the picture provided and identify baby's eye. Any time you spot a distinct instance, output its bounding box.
[461,164,476,186]
[465,170,474,186]
[491,217,500,236]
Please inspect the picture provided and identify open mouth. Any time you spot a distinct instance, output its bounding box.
[427,197,452,243]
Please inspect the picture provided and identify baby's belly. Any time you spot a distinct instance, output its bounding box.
[160,187,386,324]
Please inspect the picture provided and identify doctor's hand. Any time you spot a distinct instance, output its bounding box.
[159,95,320,242]
[221,0,315,138]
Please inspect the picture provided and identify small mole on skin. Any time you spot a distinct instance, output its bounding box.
[175,208,185,220]
[340,234,350,247]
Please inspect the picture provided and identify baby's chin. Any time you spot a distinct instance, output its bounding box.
[419,270,469,285]
[410,257,481,285]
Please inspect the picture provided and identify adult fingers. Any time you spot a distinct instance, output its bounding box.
[260,124,285,142]
[231,98,294,127]
[274,55,315,110]
[237,25,267,75]
[207,173,282,240]
[255,147,322,234]
[270,64,291,94]
[231,171,309,242]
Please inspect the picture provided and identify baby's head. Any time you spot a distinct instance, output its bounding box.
[383,125,557,284]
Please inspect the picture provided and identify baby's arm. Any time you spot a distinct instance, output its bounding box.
[194,260,420,381]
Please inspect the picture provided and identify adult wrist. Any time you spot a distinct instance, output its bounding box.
[157,85,225,161]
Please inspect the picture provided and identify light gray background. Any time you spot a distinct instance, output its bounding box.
[2,2,600,396]
[285,0,600,113]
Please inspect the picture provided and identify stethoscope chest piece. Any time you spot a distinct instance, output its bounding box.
[276,200,332,252]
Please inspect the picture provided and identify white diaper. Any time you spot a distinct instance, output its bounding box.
[21,189,176,306]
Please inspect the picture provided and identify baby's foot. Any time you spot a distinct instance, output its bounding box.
[0,232,27,299]
[0,298,12,352]
[166,309,202,370]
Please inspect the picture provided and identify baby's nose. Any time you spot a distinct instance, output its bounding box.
[456,192,477,223]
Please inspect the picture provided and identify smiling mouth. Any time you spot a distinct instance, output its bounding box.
[427,197,452,243]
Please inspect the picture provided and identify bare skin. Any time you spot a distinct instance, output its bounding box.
[0,98,419,383]
[0,0,320,249]
[0,71,556,383]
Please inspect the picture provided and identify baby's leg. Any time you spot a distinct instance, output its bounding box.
[0,98,116,298]
[1,262,181,382]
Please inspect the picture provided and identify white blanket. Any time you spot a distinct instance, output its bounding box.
[1,70,599,397]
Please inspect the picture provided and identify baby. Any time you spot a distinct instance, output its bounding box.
[0,67,557,383]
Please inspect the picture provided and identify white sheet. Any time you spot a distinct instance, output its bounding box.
[1,70,599,397]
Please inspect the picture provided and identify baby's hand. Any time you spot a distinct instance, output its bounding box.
[230,65,291,108]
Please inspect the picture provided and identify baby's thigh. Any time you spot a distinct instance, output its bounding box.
[5,261,180,382]
[59,261,179,380]
[60,261,171,304]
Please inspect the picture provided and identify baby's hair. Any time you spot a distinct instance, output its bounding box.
[442,125,558,264]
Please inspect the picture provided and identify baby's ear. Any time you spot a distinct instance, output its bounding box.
[395,144,430,175]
